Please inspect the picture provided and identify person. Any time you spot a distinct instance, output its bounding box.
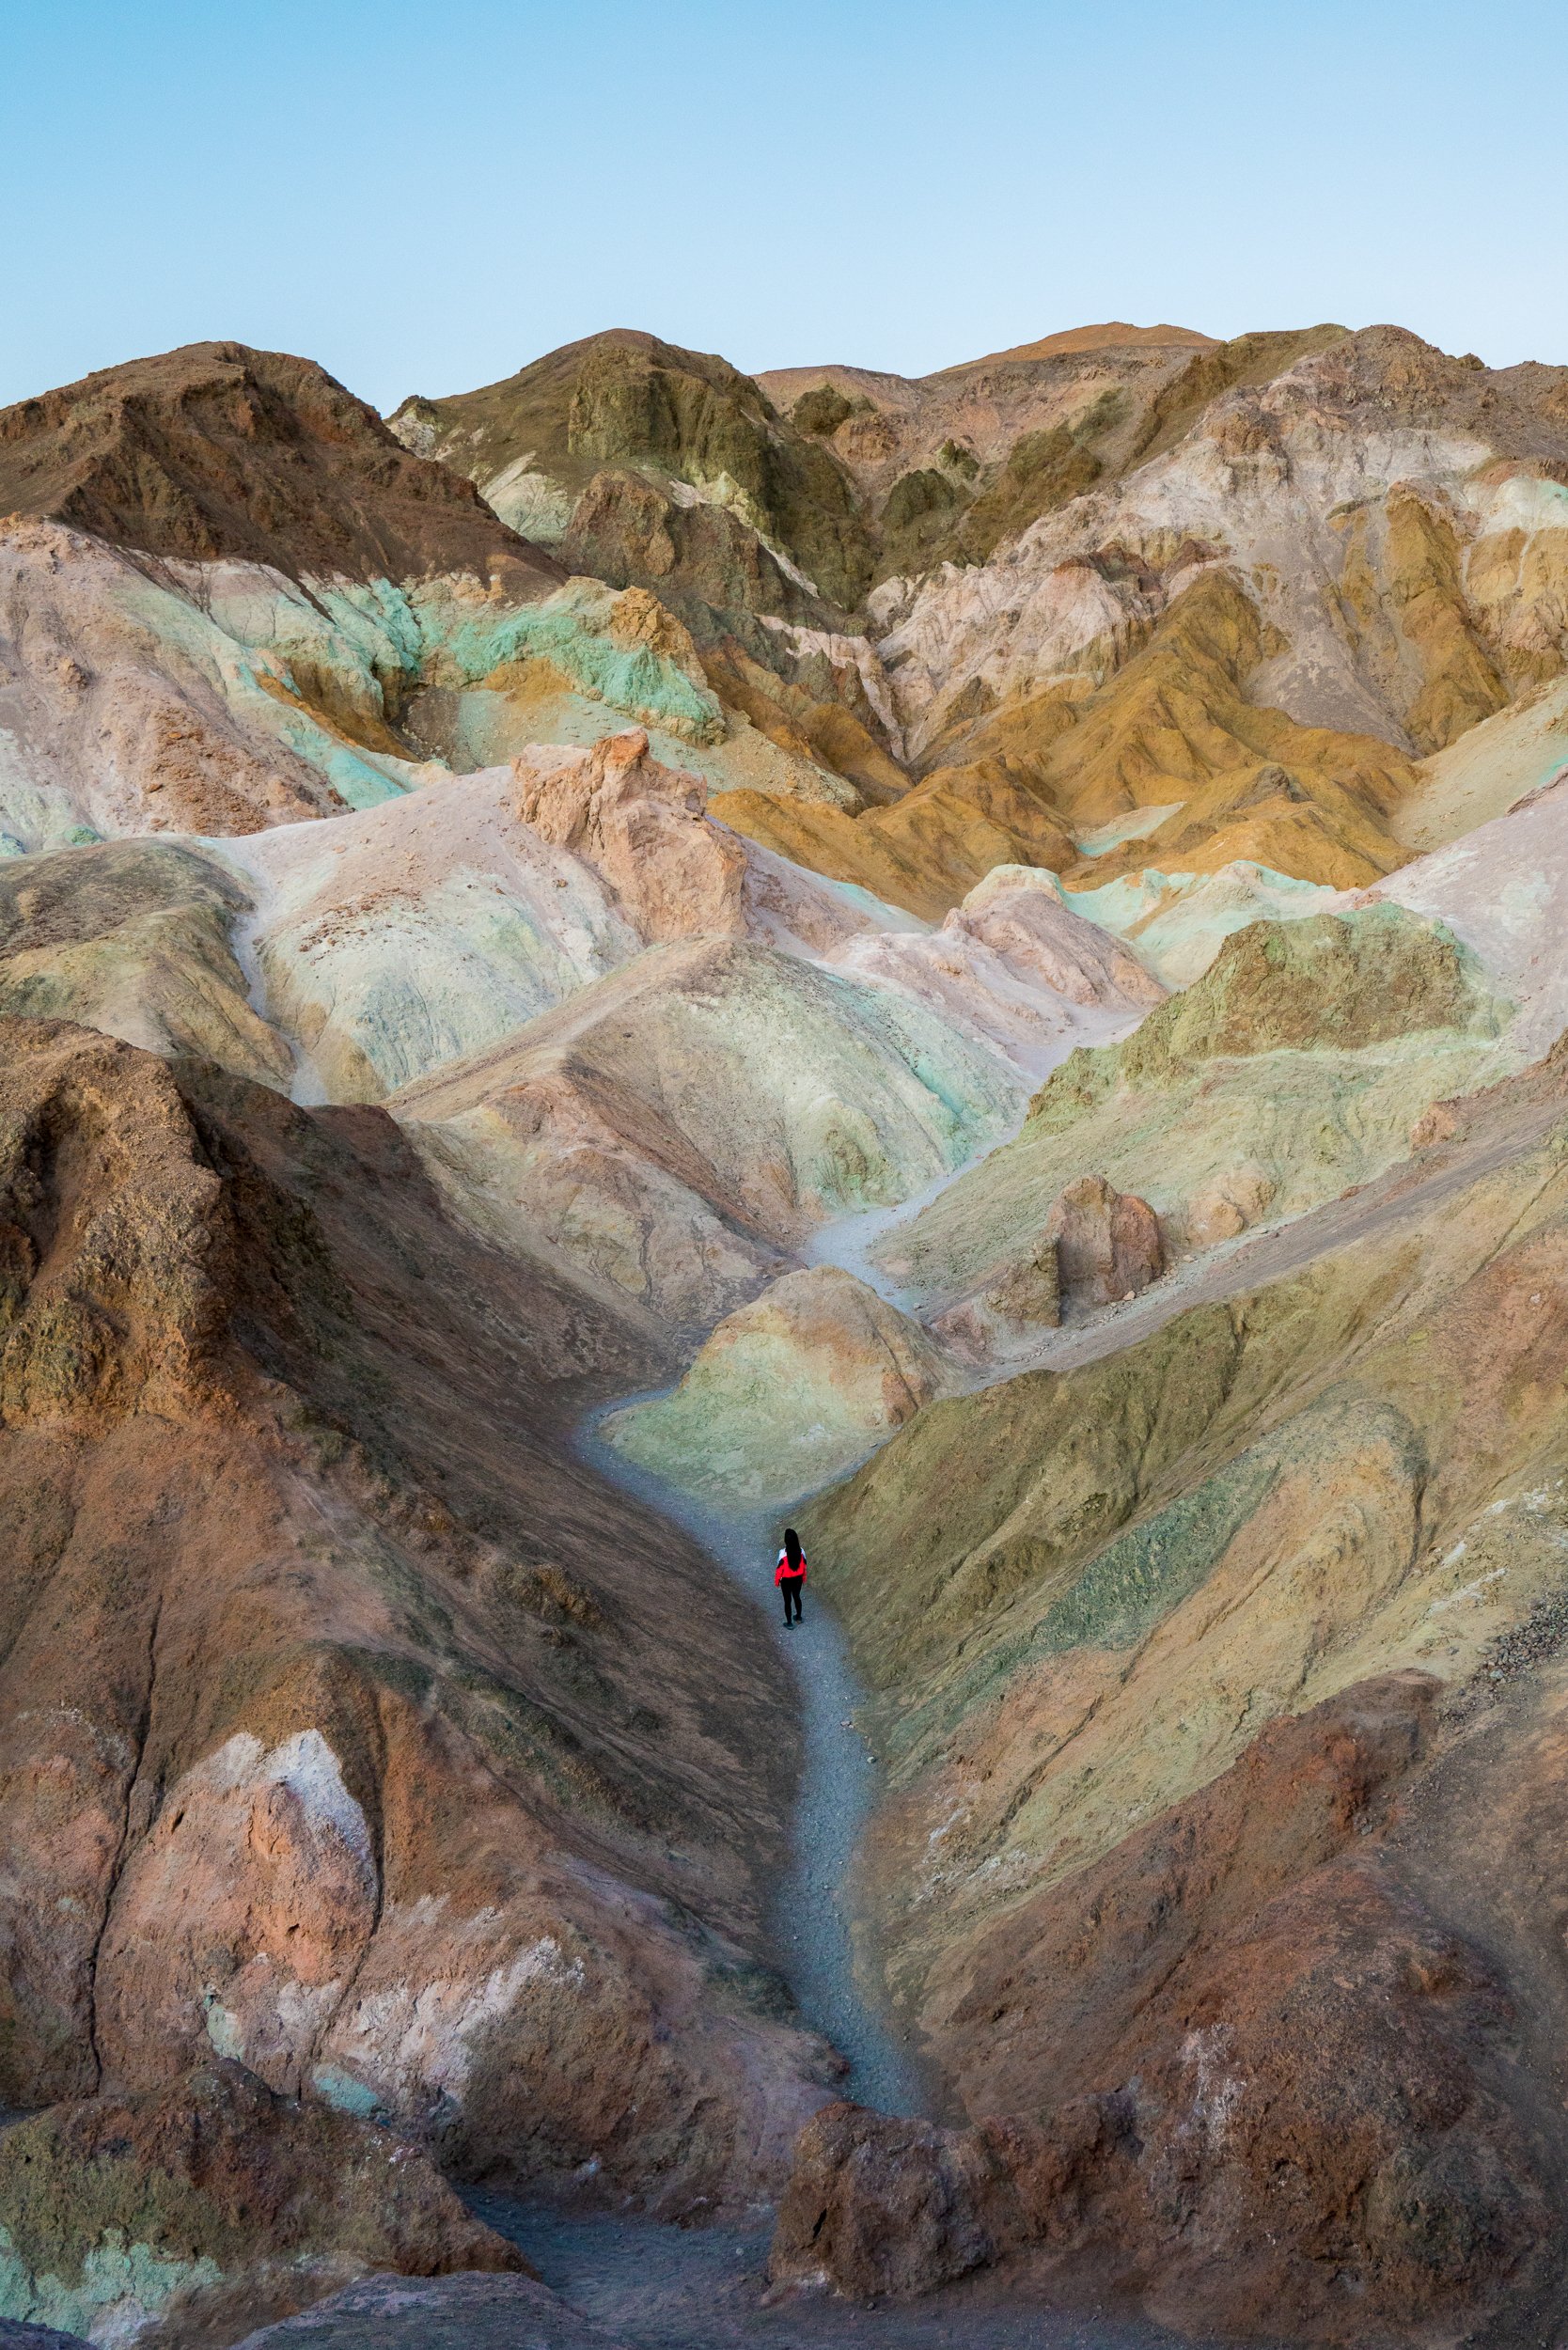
[776,1528,807,1626]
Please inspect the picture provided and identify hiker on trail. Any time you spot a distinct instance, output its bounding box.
[776,1528,807,1626]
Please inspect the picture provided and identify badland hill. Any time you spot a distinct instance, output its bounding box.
[1,313,1568,2348]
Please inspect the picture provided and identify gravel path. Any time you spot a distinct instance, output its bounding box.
[934,1085,1568,1396]
[575,1405,927,2114]
[469,2199,1241,2350]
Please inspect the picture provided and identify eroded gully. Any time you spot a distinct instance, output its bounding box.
[571,1152,1040,2113]
[539,1165,1243,2350]
[569,1091,1567,2160]
[573,1401,928,2118]
[491,1119,1386,2347]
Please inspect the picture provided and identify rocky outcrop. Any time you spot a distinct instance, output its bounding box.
[1372,765,1568,1058]
[953,864,1164,1010]
[512,729,747,943]
[388,328,874,626]
[698,636,907,804]
[1184,1162,1275,1244]
[1391,671,1568,854]
[391,938,1024,1334]
[400,1048,788,1340]
[601,1265,957,1509]
[911,569,1423,894]
[710,761,1079,923]
[876,330,1568,772]
[0,342,559,588]
[1055,860,1339,990]
[768,1675,1559,2342]
[827,865,1162,1075]
[931,1172,1163,1357]
[0,2064,521,2349]
[795,1055,1568,2337]
[0,838,290,1087]
[213,742,890,1108]
[0,519,355,843]
[0,520,862,860]
[1043,1173,1164,1309]
[761,326,1349,585]
[223,760,646,1103]
[0,1020,834,2221]
[454,574,729,749]
[711,562,1431,916]
[547,327,866,611]
[1109,903,1500,1080]
[0,1020,236,1435]
[769,2100,1028,2300]
[931,1244,1062,1362]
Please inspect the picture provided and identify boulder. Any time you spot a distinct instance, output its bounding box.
[767,2101,1027,2300]
[513,729,747,943]
[0,2064,522,2349]
[1411,1097,1467,1149]
[1043,1173,1164,1309]
[930,1172,1164,1359]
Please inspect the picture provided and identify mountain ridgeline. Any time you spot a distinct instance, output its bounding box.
[0,311,1567,2348]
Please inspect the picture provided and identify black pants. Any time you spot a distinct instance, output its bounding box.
[779,1575,804,1624]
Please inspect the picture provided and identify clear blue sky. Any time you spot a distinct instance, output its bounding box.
[5,0,1563,415]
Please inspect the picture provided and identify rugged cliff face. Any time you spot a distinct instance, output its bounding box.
[6,306,1568,2348]
[869,329,1568,858]
[0,1020,840,2173]
[397,322,1568,921]
[0,342,562,590]
[388,330,875,622]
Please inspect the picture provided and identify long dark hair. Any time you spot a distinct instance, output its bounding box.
[783,1527,803,1570]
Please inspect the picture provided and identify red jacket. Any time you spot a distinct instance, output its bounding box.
[775,1548,808,1585]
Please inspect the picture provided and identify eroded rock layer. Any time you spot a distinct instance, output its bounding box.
[0,1021,835,2249]
[792,1048,1568,2341]
[8,304,1568,2349]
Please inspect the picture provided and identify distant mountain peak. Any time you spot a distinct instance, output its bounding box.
[962,321,1220,366]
